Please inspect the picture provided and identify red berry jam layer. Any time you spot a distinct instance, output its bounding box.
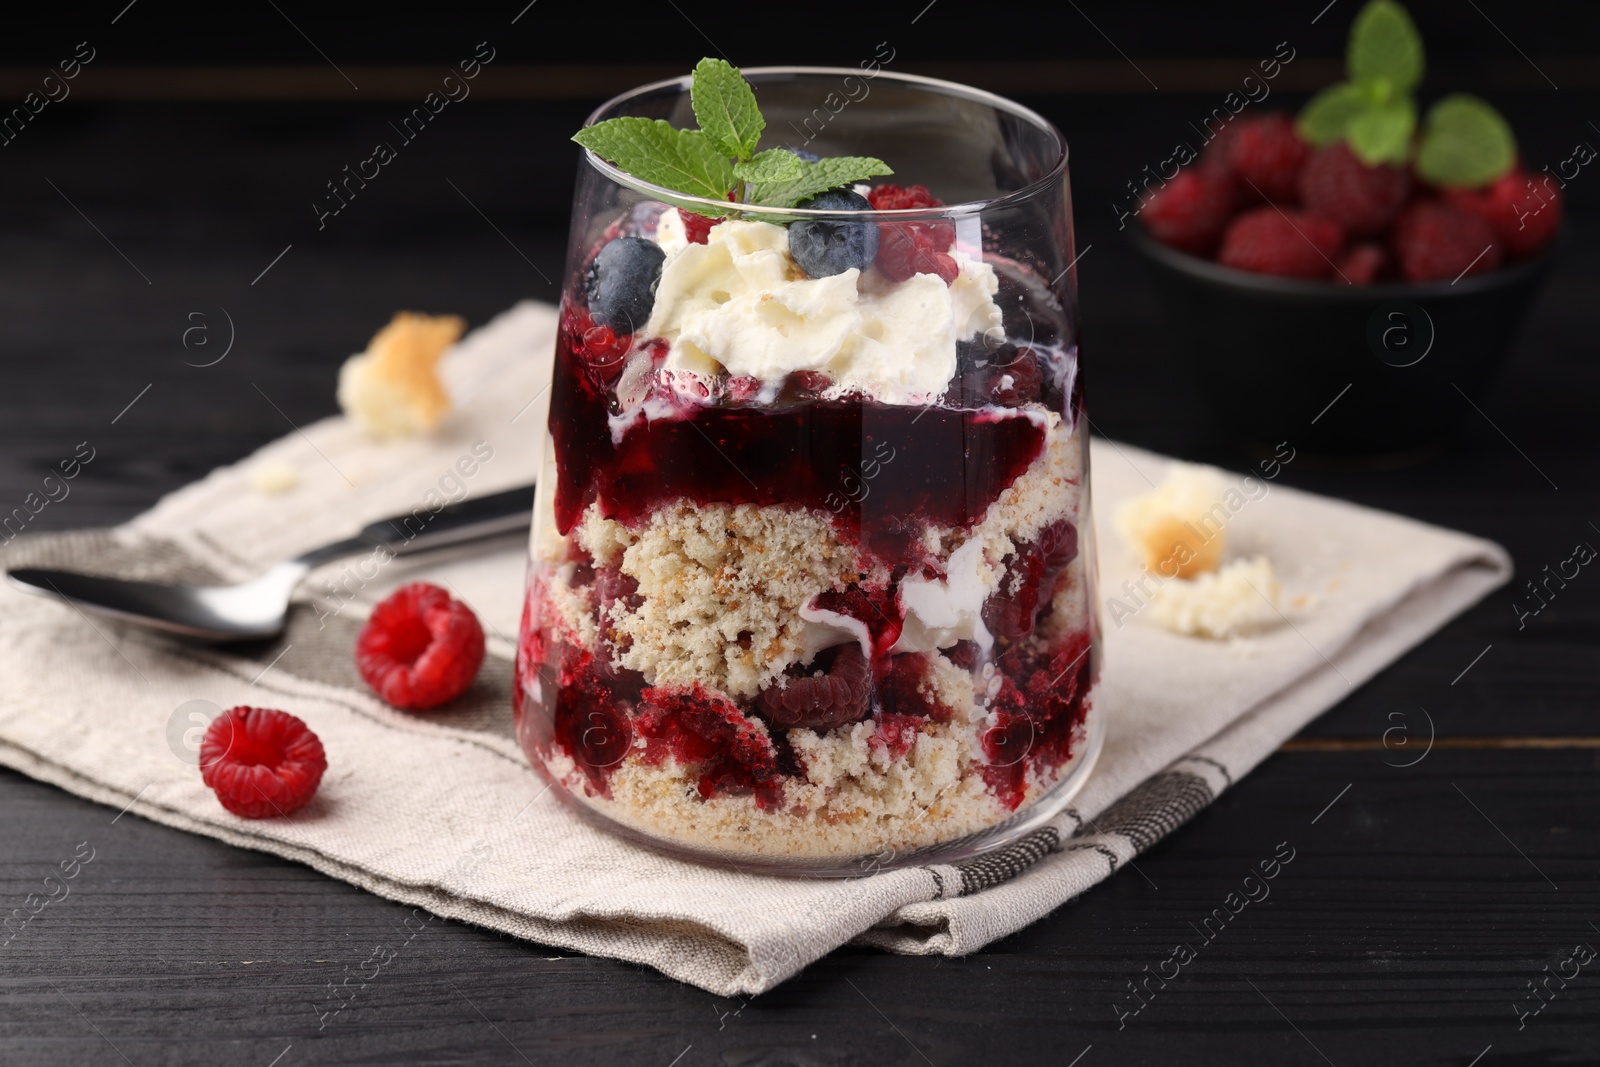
[550,313,1050,562]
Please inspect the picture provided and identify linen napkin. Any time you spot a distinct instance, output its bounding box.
[0,301,1511,995]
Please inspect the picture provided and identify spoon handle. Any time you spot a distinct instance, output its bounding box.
[356,484,536,557]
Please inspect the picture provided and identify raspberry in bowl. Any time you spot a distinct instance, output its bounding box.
[514,64,1103,874]
[1128,0,1562,456]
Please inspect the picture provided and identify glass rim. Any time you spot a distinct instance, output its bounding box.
[578,65,1069,219]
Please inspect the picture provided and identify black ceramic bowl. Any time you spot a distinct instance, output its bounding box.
[1127,225,1560,457]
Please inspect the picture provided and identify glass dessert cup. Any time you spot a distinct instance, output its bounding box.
[515,68,1102,876]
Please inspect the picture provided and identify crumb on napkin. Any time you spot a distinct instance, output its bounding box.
[337,311,465,438]
[1115,461,1230,578]
[250,460,300,494]
[1146,556,1282,639]
[1114,461,1292,639]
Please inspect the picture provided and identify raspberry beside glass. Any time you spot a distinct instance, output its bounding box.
[515,69,1102,872]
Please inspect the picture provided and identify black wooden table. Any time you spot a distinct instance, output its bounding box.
[2,52,1597,1067]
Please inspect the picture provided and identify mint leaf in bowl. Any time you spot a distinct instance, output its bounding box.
[1416,94,1516,187]
[1348,0,1424,93]
[1347,98,1416,166]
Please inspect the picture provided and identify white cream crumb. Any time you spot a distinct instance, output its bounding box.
[249,460,300,494]
[1146,556,1282,639]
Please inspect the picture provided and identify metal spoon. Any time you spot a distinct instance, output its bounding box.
[5,484,535,641]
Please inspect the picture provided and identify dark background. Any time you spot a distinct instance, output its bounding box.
[2,2,1597,1064]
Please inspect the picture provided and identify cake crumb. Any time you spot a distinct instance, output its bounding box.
[250,460,300,494]
[337,311,465,438]
[971,411,1081,567]
[614,501,865,697]
[1147,557,1281,639]
[574,506,636,569]
[547,564,600,653]
[1115,461,1231,578]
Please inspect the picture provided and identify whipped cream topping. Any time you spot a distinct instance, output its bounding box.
[644,213,1003,406]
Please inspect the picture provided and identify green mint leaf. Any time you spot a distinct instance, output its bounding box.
[691,58,764,161]
[1297,82,1368,146]
[1346,98,1416,165]
[573,117,735,201]
[1415,93,1516,187]
[747,156,894,208]
[1348,0,1424,93]
[1360,76,1399,106]
[733,149,804,184]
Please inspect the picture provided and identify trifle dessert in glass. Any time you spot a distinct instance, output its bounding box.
[515,64,1101,873]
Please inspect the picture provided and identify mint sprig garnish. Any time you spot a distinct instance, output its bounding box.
[691,57,764,161]
[1296,0,1515,185]
[746,157,898,208]
[733,148,806,184]
[573,58,892,216]
[571,117,734,200]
